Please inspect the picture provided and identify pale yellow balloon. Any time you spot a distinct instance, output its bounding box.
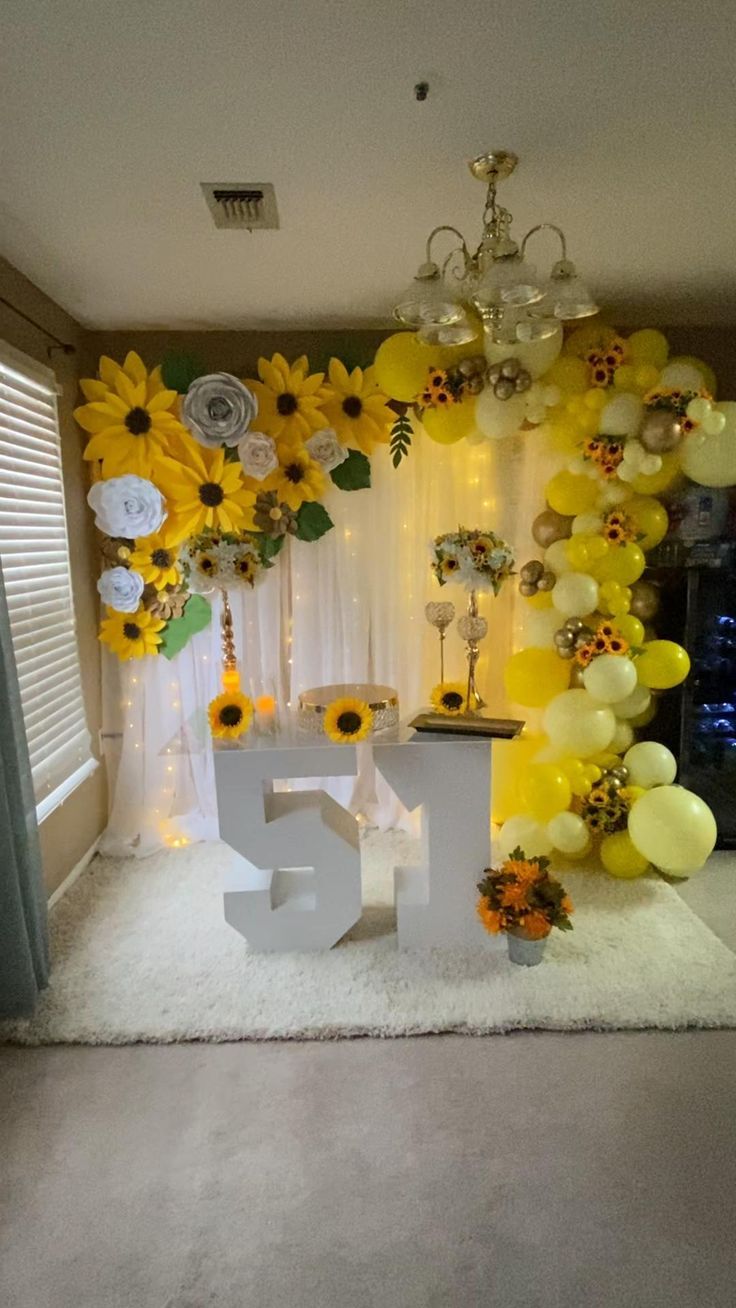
[582,653,638,704]
[543,689,616,758]
[630,450,680,495]
[546,810,590,854]
[475,387,527,440]
[495,814,553,860]
[628,786,717,873]
[680,402,736,488]
[669,354,717,396]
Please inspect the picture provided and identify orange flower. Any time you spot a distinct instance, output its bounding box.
[500,881,529,910]
[503,857,541,886]
[562,895,575,915]
[519,910,551,940]
[575,642,595,667]
[477,897,504,934]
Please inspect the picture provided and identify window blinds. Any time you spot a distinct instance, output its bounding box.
[0,341,93,814]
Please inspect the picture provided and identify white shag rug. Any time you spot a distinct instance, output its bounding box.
[3,831,736,1044]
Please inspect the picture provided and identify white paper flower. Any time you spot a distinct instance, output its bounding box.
[237,431,278,481]
[183,373,258,448]
[305,428,349,473]
[87,475,166,538]
[97,566,144,613]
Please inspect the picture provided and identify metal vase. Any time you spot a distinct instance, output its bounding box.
[507,931,547,967]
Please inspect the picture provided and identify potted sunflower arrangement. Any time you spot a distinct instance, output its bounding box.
[476,847,574,965]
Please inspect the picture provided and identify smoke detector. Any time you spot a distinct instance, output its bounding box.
[200,183,279,231]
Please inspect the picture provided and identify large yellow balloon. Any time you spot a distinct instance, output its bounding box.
[373,332,440,402]
[626,496,668,551]
[520,764,572,823]
[680,402,736,488]
[615,614,645,645]
[600,830,651,878]
[635,640,690,689]
[593,541,646,586]
[504,648,570,708]
[630,450,680,495]
[491,733,545,824]
[422,399,477,445]
[628,786,717,873]
[545,470,600,516]
[627,329,669,370]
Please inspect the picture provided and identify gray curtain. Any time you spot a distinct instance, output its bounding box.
[0,557,48,1017]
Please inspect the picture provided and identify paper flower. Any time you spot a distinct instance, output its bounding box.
[75,352,184,478]
[182,373,258,448]
[305,427,349,472]
[87,475,167,538]
[96,565,145,613]
[320,360,394,454]
[155,432,256,542]
[98,606,166,660]
[237,431,279,480]
[128,531,181,589]
[246,353,330,443]
[259,446,325,512]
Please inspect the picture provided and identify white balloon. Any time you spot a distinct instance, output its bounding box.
[484,324,563,379]
[624,741,677,788]
[543,689,616,758]
[659,363,706,391]
[583,653,638,704]
[614,683,651,720]
[703,409,726,436]
[522,608,563,649]
[495,814,553,860]
[572,513,603,536]
[475,387,528,440]
[552,571,599,618]
[599,392,644,438]
[544,539,573,576]
[628,786,717,873]
[546,810,590,854]
[609,719,634,753]
[680,402,736,488]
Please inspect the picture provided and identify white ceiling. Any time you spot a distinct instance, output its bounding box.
[2,0,736,329]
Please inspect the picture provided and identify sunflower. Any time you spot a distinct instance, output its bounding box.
[320,359,394,453]
[75,351,184,478]
[430,682,468,716]
[208,690,254,740]
[323,697,374,743]
[155,432,256,542]
[477,897,504,934]
[232,553,258,586]
[257,446,325,512]
[440,556,461,580]
[129,530,181,589]
[99,605,165,660]
[246,353,329,444]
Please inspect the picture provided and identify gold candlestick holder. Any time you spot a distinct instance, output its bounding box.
[457,589,488,712]
[424,601,456,682]
[220,588,240,691]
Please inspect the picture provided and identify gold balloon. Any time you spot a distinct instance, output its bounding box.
[532,509,574,549]
[629,579,660,621]
[639,409,682,454]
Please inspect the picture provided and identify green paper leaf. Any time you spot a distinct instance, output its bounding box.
[161,352,206,394]
[330,448,371,491]
[390,412,412,468]
[295,501,334,542]
[257,533,286,564]
[160,594,211,660]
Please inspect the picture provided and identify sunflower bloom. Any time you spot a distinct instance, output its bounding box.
[75,351,184,478]
[320,360,394,453]
[477,897,504,934]
[323,698,374,743]
[257,445,325,512]
[155,432,256,543]
[129,531,181,589]
[246,353,329,444]
[99,606,165,660]
[209,690,254,740]
[430,682,468,716]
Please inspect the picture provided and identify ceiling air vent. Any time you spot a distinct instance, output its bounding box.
[201,182,279,231]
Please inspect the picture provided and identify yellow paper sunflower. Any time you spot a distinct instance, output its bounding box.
[320,359,394,454]
[257,445,325,512]
[208,690,254,740]
[323,698,374,743]
[155,432,256,543]
[246,353,329,444]
[128,530,181,589]
[430,682,468,716]
[99,606,165,660]
[74,351,184,478]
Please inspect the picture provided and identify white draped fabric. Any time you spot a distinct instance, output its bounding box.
[100,432,554,855]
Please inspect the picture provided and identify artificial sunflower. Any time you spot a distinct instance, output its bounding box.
[232,553,258,586]
[75,351,184,478]
[440,556,461,580]
[477,897,504,934]
[155,432,256,542]
[323,697,374,744]
[246,353,329,444]
[129,530,181,589]
[98,605,165,660]
[257,446,325,512]
[430,682,468,716]
[320,359,394,454]
[208,690,254,740]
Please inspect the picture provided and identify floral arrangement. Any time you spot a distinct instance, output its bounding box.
[430,528,515,595]
[323,697,374,743]
[476,848,574,940]
[77,351,394,660]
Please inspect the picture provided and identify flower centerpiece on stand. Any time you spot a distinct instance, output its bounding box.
[476,847,574,966]
[430,528,514,712]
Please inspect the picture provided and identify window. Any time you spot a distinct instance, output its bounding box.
[0,340,94,819]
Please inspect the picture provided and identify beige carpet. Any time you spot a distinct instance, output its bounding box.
[3,831,736,1044]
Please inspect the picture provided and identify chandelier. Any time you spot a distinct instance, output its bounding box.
[393,150,598,349]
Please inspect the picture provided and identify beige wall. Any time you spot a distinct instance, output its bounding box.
[0,257,106,895]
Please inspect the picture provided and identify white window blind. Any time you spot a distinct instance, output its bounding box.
[0,339,94,817]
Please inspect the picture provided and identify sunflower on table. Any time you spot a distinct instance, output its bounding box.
[323,698,374,743]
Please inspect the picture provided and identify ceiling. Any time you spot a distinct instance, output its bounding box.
[2,0,736,330]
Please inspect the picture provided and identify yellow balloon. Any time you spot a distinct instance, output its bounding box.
[593,541,646,586]
[544,356,589,395]
[627,329,669,370]
[631,450,680,495]
[615,614,645,645]
[524,590,554,610]
[422,399,476,445]
[504,648,570,708]
[373,332,440,402]
[565,535,593,571]
[521,764,572,823]
[545,470,600,516]
[669,354,717,397]
[600,830,651,878]
[626,496,668,551]
[563,322,618,359]
[635,640,690,689]
[491,733,545,825]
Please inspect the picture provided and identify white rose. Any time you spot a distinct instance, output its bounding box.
[305,428,349,473]
[237,431,278,480]
[97,566,144,613]
[183,373,258,448]
[88,475,166,538]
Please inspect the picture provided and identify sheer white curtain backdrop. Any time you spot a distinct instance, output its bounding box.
[101,431,555,855]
